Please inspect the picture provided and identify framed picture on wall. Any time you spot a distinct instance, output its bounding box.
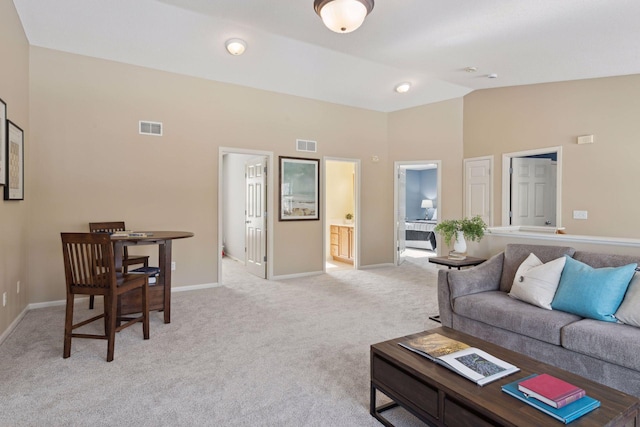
[279,156,319,221]
[4,120,24,201]
[0,98,6,186]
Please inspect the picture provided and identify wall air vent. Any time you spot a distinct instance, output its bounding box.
[296,139,317,153]
[139,121,163,136]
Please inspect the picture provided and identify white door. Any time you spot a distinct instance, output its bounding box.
[511,157,556,227]
[397,167,407,265]
[245,157,267,278]
[464,158,492,225]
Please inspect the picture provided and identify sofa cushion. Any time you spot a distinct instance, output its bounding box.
[500,244,575,292]
[453,291,581,345]
[573,251,640,268]
[509,253,566,310]
[562,319,640,372]
[552,256,636,322]
[615,273,640,327]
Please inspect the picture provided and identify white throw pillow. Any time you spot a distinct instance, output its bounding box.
[615,272,640,327]
[509,253,567,310]
[431,208,437,220]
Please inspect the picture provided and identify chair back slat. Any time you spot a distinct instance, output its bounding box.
[61,233,116,291]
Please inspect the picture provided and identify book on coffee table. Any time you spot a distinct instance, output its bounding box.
[502,375,600,424]
[399,333,520,386]
[518,373,586,408]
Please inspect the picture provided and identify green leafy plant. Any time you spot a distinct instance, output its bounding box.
[434,215,487,247]
[345,213,353,220]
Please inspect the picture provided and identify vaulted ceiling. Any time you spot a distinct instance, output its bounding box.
[13,0,640,112]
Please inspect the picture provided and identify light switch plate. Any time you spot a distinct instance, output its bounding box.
[577,135,594,144]
[573,210,588,220]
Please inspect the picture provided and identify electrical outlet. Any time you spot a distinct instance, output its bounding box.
[171,262,176,271]
[17,281,20,294]
[2,292,6,307]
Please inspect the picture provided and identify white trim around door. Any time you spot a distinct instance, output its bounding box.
[218,147,275,284]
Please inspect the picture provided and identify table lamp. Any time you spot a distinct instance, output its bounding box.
[421,199,433,220]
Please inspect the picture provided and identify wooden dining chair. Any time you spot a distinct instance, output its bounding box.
[61,232,150,362]
[88,221,149,309]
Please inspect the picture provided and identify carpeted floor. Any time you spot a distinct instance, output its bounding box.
[0,251,442,426]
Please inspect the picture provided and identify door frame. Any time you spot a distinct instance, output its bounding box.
[394,160,442,263]
[501,146,562,227]
[463,155,494,226]
[323,157,361,271]
[218,147,275,284]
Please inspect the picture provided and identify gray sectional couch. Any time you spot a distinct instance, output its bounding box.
[437,243,640,398]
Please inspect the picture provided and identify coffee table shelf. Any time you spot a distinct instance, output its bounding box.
[371,327,639,427]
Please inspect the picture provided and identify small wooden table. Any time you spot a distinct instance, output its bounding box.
[112,231,194,324]
[371,327,640,427]
[429,255,486,270]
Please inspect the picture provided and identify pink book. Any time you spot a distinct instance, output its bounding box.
[518,374,586,408]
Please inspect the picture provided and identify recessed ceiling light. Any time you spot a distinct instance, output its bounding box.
[225,39,247,56]
[465,66,478,73]
[488,73,498,79]
[395,82,411,93]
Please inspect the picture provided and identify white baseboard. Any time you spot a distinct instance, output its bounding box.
[0,306,29,346]
[172,282,220,292]
[0,282,221,345]
[272,271,324,280]
[360,263,395,269]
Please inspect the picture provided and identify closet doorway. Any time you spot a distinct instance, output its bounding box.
[218,147,274,284]
[324,158,360,271]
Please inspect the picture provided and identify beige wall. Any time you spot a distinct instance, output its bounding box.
[388,99,465,253]
[9,12,640,341]
[464,75,640,238]
[326,161,355,224]
[0,0,30,337]
[27,47,398,304]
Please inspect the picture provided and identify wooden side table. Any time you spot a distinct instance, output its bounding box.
[428,255,485,270]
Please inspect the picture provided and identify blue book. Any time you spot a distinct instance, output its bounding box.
[502,375,600,424]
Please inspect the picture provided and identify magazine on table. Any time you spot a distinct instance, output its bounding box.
[399,333,520,386]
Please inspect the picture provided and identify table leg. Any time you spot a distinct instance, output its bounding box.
[159,240,172,324]
[370,383,398,427]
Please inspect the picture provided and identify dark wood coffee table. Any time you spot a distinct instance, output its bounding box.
[370,327,639,427]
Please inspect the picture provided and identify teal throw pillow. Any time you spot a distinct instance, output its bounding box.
[551,256,636,322]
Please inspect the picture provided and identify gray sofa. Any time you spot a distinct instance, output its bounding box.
[437,243,640,398]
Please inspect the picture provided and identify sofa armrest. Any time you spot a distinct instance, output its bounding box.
[437,252,504,327]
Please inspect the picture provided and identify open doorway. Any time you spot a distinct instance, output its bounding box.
[218,148,274,285]
[394,161,442,265]
[501,146,562,229]
[324,158,360,271]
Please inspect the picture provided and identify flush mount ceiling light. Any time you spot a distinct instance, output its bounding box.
[314,0,374,33]
[225,38,247,56]
[395,82,411,93]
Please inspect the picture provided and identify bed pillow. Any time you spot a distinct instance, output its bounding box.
[509,253,566,310]
[615,273,640,327]
[431,208,437,220]
[551,256,636,322]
